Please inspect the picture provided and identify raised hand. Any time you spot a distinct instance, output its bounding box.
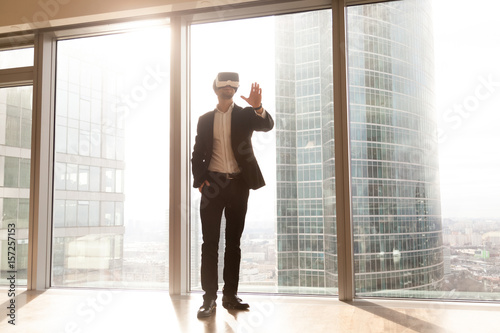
[241,82,262,109]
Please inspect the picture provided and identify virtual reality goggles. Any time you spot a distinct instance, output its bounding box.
[213,72,239,91]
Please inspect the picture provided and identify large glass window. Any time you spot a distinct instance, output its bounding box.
[190,9,336,295]
[3,0,497,303]
[52,26,170,289]
[348,0,500,300]
[0,48,34,70]
[0,85,32,286]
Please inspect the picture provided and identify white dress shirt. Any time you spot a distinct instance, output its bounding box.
[208,103,267,174]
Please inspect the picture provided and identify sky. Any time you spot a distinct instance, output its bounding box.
[432,0,500,218]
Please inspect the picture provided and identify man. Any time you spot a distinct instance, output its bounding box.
[192,72,274,318]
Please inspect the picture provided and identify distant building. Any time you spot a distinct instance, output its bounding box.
[484,231,500,246]
[52,41,126,287]
[0,86,32,284]
[443,247,451,276]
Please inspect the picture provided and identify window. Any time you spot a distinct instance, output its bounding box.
[0,48,34,70]
[52,26,170,289]
[348,0,500,300]
[190,9,337,295]
[4,0,498,304]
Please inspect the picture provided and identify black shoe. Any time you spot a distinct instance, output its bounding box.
[197,299,216,318]
[222,295,250,310]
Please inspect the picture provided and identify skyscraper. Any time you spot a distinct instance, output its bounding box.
[52,38,126,287]
[276,0,444,295]
[0,86,32,285]
[275,10,335,293]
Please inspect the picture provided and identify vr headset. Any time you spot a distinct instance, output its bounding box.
[213,72,239,92]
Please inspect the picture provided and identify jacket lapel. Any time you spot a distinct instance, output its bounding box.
[230,104,242,155]
[207,110,216,154]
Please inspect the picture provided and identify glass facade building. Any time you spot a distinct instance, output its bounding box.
[276,0,444,296]
[275,10,336,293]
[51,30,170,289]
[0,85,32,286]
[52,39,126,286]
[348,0,443,296]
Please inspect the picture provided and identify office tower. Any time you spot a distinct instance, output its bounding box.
[275,10,335,293]
[276,0,444,295]
[51,30,170,289]
[0,86,32,285]
[52,40,126,286]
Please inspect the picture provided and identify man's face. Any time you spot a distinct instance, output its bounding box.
[216,85,236,100]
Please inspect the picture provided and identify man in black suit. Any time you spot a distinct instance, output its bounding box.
[192,72,274,318]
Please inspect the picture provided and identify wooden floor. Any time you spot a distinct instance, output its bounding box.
[1,288,499,332]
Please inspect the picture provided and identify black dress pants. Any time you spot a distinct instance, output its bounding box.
[200,172,249,301]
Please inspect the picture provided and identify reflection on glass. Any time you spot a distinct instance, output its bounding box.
[52,27,170,289]
[348,0,444,298]
[348,0,500,300]
[0,48,34,70]
[190,9,337,295]
[274,11,336,294]
[0,86,33,286]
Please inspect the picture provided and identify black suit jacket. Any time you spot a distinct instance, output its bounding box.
[192,104,274,190]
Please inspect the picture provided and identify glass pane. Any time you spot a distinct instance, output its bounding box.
[348,0,500,300]
[0,86,33,287]
[52,27,170,289]
[0,48,34,69]
[190,9,336,295]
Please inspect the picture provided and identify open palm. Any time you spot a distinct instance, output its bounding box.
[241,82,262,108]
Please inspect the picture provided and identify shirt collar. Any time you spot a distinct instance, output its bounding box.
[215,102,234,114]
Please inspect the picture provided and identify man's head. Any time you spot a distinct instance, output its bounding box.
[213,72,239,93]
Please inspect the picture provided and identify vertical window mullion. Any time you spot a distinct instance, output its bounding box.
[169,16,191,295]
[29,31,56,290]
[333,0,355,301]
